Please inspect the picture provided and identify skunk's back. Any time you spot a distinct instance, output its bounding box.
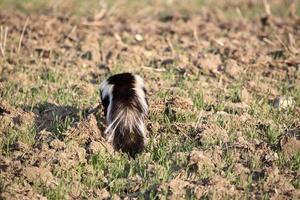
[100,73,148,157]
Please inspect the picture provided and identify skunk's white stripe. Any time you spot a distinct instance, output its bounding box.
[100,80,114,122]
[134,74,148,114]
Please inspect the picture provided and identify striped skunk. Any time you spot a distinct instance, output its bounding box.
[100,73,148,157]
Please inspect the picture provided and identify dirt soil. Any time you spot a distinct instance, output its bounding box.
[0,0,300,199]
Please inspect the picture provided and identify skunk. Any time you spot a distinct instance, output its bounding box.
[100,73,148,157]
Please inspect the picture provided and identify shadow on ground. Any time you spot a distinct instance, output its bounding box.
[23,102,106,139]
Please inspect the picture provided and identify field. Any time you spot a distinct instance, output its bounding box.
[0,0,300,199]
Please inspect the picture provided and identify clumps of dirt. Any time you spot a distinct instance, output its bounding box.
[0,0,300,198]
[281,137,300,158]
[56,141,87,169]
[168,123,193,137]
[0,100,34,130]
[166,178,193,199]
[163,96,194,122]
[0,101,11,115]
[233,163,250,186]
[49,138,66,150]
[90,188,110,200]
[1,182,47,200]
[149,98,164,114]
[206,175,238,198]
[233,135,256,152]
[160,174,240,199]
[65,115,103,145]
[1,109,112,199]
[280,128,300,159]
[223,59,242,77]
[4,71,34,88]
[189,150,215,169]
[27,114,112,170]
[23,166,57,187]
[195,53,222,74]
[165,96,194,112]
[87,140,112,154]
[64,114,113,154]
[0,155,11,171]
[228,134,278,165]
[247,79,279,97]
[70,83,95,97]
[195,124,229,144]
[262,166,300,199]
[222,102,250,115]
[146,163,165,176]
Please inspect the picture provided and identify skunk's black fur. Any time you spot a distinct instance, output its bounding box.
[100,73,148,157]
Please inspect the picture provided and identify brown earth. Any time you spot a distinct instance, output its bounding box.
[1,1,300,199]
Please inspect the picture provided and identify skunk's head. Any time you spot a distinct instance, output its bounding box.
[99,73,148,157]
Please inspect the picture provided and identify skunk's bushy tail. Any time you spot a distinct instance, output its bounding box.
[106,106,145,157]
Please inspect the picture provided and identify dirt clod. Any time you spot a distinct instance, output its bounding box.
[23,166,57,187]
[189,150,214,169]
[281,136,300,158]
[198,53,221,74]
[168,179,191,198]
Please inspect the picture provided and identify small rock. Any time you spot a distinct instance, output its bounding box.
[32,108,40,115]
[135,34,143,42]
[273,96,294,109]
